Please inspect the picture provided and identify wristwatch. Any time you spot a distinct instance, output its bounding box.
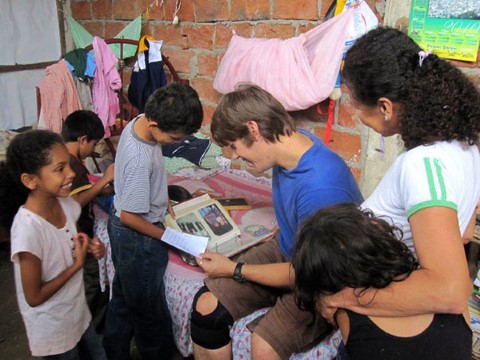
[233,262,246,283]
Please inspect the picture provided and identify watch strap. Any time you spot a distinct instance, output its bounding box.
[233,262,246,283]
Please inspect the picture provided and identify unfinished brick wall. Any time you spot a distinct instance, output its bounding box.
[70,0,388,181]
[69,0,477,182]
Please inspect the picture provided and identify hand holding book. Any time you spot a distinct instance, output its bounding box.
[195,251,237,278]
[161,227,208,258]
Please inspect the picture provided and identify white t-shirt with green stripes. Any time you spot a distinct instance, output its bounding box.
[362,140,480,255]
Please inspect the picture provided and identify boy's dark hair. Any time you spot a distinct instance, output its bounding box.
[293,203,418,316]
[61,110,105,142]
[144,82,203,135]
[211,84,296,147]
[342,27,480,149]
[0,130,64,229]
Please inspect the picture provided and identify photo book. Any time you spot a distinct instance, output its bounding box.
[164,194,273,257]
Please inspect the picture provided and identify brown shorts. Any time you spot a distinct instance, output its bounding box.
[204,240,328,359]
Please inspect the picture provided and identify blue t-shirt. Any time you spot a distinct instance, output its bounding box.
[273,129,363,258]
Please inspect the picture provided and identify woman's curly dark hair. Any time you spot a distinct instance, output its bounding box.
[342,27,480,149]
[0,130,64,230]
[292,203,418,316]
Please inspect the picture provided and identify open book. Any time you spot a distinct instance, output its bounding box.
[164,194,273,257]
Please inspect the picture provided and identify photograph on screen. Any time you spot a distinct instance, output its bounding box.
[198,204,234,236]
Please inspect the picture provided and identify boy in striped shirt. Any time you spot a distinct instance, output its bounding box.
[103,83,203,360]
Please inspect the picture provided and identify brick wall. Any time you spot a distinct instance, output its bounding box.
[70,0,479,182]
[71,0,388,181]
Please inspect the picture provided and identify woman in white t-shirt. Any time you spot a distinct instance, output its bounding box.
[0,130,106,359]
[318,27,480,356]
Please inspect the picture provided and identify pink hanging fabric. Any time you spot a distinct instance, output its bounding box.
[213,8,354,111]
[92,37,122,138]
[38,60,82,133]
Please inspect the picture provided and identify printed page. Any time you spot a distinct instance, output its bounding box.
[161,227,209,257]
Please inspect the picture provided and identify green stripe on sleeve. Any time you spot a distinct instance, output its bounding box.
[407,200,457,218]
[433,159,447,201]
[423,157,437,200]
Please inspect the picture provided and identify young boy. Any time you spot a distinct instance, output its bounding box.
[62,110,114,333]
[103,83,204,359]
[190,84,364,359]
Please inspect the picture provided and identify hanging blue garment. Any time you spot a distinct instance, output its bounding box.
[162,136,211,166]
[128,37,167,112]
[64,49,96,81]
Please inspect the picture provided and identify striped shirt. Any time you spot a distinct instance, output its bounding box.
[113,115,168,223]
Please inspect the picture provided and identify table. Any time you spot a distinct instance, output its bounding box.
[164,169,341,359]
[95,168,341,359]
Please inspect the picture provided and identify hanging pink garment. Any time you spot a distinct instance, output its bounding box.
[213,8,354,111]
[38,60,82,133]
[92,37,121,138]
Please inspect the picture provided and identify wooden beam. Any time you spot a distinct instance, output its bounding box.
[0,62,58,73]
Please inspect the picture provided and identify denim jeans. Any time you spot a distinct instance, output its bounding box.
[43,322,106,360]
[103,214,174,360]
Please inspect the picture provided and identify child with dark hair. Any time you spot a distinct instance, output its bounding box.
[62,110,114,333]
[0,130,106,359]
[293,203,471,360]
[61,110,105,143]
[318,26,480,344]
[103,82,204,359]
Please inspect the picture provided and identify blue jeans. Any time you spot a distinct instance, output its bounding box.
[103,214,174,360]
[43,322,106,360]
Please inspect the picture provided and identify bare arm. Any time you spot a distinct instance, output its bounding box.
[242,262,293,287]
[19,234,89,307]
[71,164,115,207]
[198,251,294,288]
[119,210,165,240]
[335,309,350,344]
[320,207,471,320]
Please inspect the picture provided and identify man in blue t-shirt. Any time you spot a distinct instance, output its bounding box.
[190,84,363,359]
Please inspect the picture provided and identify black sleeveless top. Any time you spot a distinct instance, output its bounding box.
[345,310,471,360]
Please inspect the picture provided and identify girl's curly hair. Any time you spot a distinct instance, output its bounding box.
[0,130,63,230]
[292,203,418,316]
[342,27,480,149]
